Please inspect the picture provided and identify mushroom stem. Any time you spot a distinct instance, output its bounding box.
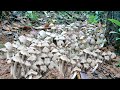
[59,61,64,78]
[12,62,18,79]
[6,50,10,60]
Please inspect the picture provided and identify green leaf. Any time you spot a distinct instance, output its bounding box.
[116,37,120,41]
[108,19,120,27]
[118,28,120,32]
[109,31,119,34]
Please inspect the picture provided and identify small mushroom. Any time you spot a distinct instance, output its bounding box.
[25,61,31,66]
[42,47,50,53]
[40,65,47,72]
[111,53,116,59]
[51,48,58,53]
[83,63,89,69]
[104,56,110,61]
[44,58,50,65]
[38,30,46,38]
[87,58,92,63]
[48,52,53,58]
[91,61,96,67]
[18,35,27,44]
[27,54,37,61]
[41,41,49,47]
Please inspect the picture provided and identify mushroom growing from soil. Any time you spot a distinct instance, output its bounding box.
[4,42,13,60]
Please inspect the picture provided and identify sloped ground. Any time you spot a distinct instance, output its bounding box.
[0,11,120,79]
[0,57,120,79]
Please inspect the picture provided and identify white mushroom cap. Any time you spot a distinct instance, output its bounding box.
[95,59,102,63]
[38,30,46,38]
[107,51,112,56]
[91,61,96,67]
[12,41,20,48]
[57,40,64,47]
[26,37,33,42]
[18,35,27,44]
[91,52,97,57]
[25,61,31,66]
[102,52,107,56]
[4,42,13,51]
[17,45,27,51]
[60,55,70,62]
[50,43,56,47]
[71,66,81,73]
[26,69,38,76]
[27,54,37,61]
[0,48,7,52]
[84,63,89,69]
[40,65,47,72]
[51,48,58,53]
[41,41,49,47]
[42,47,50,53]
[34,58,44,65]
[27,48,40,54]
[46,32,51,36]
[87,58,92,63]
[104,56,110,61]
[72,55,79,60]
[95,49,101,53]
[111,53,116,59]
[70,60,76,65]
[20,50,30,56]
[83,48,91,54]
[48,52,53,58]
[41,53,48,58]
[80,36,85,40]
[12,53,23,63]
[44,58,50,65]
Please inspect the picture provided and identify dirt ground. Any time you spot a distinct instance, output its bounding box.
[0,57,120,79]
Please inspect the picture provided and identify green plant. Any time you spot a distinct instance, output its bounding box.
[88,15,98,24]
[108,18,120,55]
[25,11,39,21]
[116,60,120,67]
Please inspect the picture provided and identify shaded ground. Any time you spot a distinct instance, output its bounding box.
[0,59,12,79]
[0,57,120,79]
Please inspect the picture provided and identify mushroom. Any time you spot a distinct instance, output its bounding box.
[104,56,110,61]
[40,65,47,72]
[51,48,58,53]
[26,69,38,77]
[83,63,89,69]
[41,53,48,58]
[72,55,80,61]
[44,58,50,65]
[48,52,53,58]
[25,61,31,66]
[18,35,27,44]
[57,40,64,47]
[111,53,116,59]
[12,52,24,64]
[102,52,107,56]
[4,42,13,60]
[87,58,92,63]
[27,54,37,61]
[41,41,49,47]
[91,61,96,67]
[48,61,57,69]
[38,30,46,39]
[42,47,50,53]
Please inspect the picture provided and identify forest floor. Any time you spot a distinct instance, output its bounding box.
[0,56,120,79]
[0,11,120,79]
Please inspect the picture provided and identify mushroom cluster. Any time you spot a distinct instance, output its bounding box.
[0,21,117,79]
